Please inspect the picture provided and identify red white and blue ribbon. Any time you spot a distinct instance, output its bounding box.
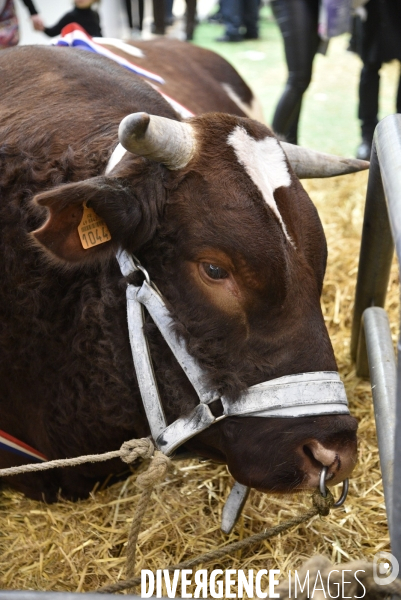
[55,23,165,85]
[54,24,194,118]
[0,430,47,463]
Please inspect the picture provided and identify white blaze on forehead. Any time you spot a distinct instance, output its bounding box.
[227,125,294,245]
[105,143,127,175]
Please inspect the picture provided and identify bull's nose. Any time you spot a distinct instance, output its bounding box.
[301,439,357,488]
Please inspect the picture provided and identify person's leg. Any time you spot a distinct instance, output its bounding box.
[284,100,302,144]
[125,0,133,28]
[358,61,381,142]
[271,0,320,144]
[217,0,242,41]
[185,0,196,40]
[152,0,165,34]
[356,60,381,159]
[138,0,144,30]
[127,0,144,31]
[208,0,223,23]
[165,0,174,25]
[242,0,259,39]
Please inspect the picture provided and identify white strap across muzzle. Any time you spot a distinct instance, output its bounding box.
[117,250,349,457]
[222,371,348,418]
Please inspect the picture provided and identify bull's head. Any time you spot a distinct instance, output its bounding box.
[32,112,363,494]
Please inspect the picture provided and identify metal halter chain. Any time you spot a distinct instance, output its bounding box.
[117,250,350,455]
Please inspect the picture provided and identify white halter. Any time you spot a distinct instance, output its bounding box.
[116,251,349,457]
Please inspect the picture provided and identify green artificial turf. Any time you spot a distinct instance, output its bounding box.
[192,6,400,158]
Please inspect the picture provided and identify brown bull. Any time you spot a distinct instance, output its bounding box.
[0,45,362,502]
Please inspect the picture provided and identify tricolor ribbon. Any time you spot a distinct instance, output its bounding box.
[0,430,47,462]
[54,24,194,119]
[55,23,165,85]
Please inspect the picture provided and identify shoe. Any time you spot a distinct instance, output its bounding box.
[215,34,243,42]
[208,11,223,23]
[243,31,259,40]
[130,28,142,39]
[151,22,165,34]
[356,140,372,161]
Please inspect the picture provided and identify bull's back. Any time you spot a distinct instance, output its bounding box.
[113,38,255,117]
[0,46,179,155]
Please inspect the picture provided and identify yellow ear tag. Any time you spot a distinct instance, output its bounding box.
[78,202,112,250]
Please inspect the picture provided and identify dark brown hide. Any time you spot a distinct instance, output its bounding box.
[0,47,357,501]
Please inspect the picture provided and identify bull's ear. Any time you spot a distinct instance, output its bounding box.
[32,175,163,264]
[32,181,102,263]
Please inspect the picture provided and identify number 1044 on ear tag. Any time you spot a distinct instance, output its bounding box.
[78,203,111,249]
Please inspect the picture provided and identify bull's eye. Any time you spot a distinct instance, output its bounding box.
[202,263,229,280]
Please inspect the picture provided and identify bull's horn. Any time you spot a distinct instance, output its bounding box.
[118,112,196,170]
[280,142,369,179]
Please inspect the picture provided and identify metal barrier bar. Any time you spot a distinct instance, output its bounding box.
[358,307,396,528]
[352,114,401,565]
[350,138,394,366]
[375,116,401,566]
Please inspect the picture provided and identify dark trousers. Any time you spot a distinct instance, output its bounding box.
[221,0,259,38]
[271,0,320,144]
[358,61,401,141]
[165,0,174,20]
[152,0,196,39]
[125,0,144,30]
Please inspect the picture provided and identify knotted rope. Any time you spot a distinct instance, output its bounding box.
[0,437,171,579]
[0,434,170,580]
[4,440,396,599]
[0,437,156,477]
[97,490,335,594]
[0,436,172,592]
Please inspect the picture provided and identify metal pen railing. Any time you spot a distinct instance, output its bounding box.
[351,113,401,563]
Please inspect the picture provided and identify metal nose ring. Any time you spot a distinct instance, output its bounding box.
[319,465,349,508]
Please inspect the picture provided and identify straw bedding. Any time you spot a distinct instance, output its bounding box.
[0,171,397,594]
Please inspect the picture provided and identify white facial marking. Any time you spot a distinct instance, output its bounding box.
[105,143,127,175]
[227,126,294,245]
